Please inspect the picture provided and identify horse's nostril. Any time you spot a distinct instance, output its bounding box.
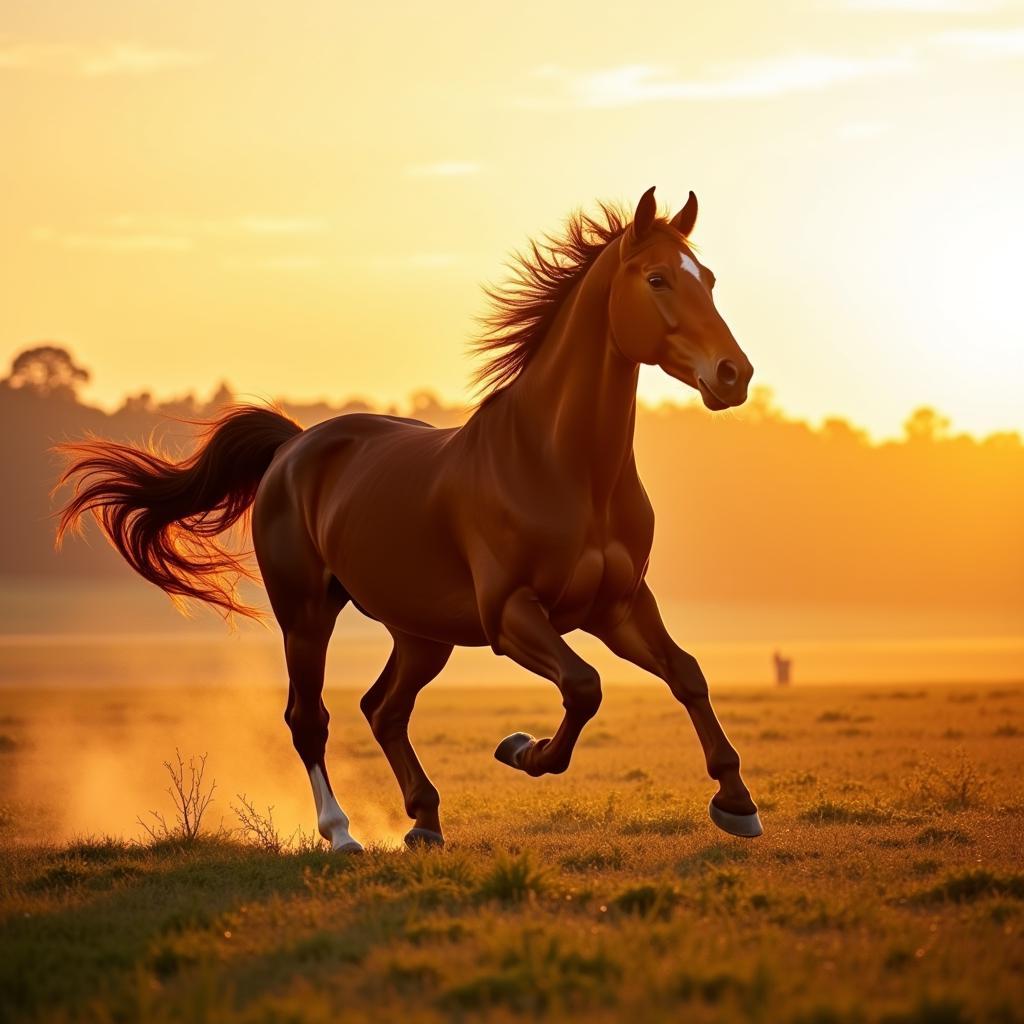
[717,359,739,388]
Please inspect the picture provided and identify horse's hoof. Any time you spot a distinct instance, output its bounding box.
[494,732,536,771]
[404,827,445,849]
[333,839,365,854]
[709,798,763,839]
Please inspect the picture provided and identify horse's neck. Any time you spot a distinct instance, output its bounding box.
[507,247,639,498]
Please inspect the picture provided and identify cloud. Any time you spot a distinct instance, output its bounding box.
[371,252,461,271]
[521,53,915,109]
[111,214,329,236]
[406,161,481,178]
[220,255,323,271]
[933,27,1024,57]
[29,213,330,255]
[837,120,891,141]
[839,0,1000,10]
[30,227,192,251]
[235,217,329,236]
[0,39,205,77]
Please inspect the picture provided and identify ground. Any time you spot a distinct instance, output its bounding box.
[1,681,1022,1023]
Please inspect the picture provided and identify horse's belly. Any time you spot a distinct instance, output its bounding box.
[322,501,487,647]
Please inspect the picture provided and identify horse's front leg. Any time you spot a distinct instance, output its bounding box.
[489,587,602,777]
[591,582,762,838]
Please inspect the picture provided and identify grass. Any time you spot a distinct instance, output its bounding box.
[1,680,1023,1022]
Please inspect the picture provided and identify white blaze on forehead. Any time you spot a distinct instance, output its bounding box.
[679,250,702,281]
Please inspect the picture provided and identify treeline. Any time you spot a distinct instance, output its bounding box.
[3,346,1022,613]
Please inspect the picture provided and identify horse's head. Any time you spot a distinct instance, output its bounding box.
[609,186,753,410]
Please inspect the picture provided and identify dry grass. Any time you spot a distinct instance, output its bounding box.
[0,680,1023,1023]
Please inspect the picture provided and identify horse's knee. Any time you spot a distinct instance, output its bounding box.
[666,651,709,705]
[561,666,602,721]
[286,701,329,765]
[368,700,412,743]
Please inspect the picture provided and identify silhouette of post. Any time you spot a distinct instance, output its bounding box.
[773,650,792,686]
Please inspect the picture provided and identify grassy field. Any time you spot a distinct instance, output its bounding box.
[1,681,1023,1023]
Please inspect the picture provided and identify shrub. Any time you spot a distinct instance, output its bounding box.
[137,750,217,845]
[477,852,548,904]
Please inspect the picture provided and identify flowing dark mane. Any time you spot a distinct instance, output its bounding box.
[473,203,648,398]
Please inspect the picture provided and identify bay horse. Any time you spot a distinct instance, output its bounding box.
[57,186,762,850]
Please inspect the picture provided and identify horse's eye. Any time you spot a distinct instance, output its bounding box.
[647,274,667,289]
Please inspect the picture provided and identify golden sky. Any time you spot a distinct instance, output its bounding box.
[2,0,1022,438]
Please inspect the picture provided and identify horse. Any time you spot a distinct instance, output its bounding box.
[56,185,762,851]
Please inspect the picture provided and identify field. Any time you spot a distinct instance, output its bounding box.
[1,680,1023,1023]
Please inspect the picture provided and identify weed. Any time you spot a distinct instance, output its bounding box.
[232,793,290,853]
[914,826,971,846]
[909,749,987,810]
[913,870,1024,905]
[610,881,678,918]
[477,851,548,904]
[799,799,891,825]
[818,710,852,723]
[137,749,217,845]
[880,997,968,1024]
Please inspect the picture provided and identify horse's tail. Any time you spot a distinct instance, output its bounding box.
[55,404,302,619]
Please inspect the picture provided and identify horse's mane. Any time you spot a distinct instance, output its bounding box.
[472,202,651,399]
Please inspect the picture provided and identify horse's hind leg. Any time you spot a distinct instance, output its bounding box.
[257,510,361,852]
[281,601,364,852]
[360,631,452,848]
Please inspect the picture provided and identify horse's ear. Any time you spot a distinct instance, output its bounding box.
[669,191,698,237]
[630,186,658,243]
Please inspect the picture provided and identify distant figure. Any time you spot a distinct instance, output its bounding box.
[773,650,793,686]
[56,186,764,849]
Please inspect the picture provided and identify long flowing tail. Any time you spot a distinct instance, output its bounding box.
[55,404,302,619]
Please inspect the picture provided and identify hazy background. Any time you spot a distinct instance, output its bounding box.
[1,1,1022,691]
[2,1,1024,441]
[2,344,1020,689]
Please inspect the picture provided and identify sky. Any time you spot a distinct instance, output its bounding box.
[1,0,1022,439]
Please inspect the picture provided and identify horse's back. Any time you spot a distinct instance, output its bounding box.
[255,412,485,645]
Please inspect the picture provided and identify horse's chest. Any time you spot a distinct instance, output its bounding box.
[549,541,637,622]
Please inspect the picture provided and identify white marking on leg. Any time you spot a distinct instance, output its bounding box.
[308,765,362,852]
[679,250,701,282]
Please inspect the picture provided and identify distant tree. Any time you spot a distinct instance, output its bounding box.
[822,417,868,445]
[3,344,90,399]
[121,391,154,414]
[408,389,465,427]
[209,382,234,410]
[904,407,951,443]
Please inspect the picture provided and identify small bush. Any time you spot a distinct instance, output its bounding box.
[880,996,968,1024]
[610,881,678,918]
[913,870,1024,905]
[909,749,987,810]
[817,711,852,723]
[799,800,890,825]
[914,826,971,846]
[477,852,548,904]
[232,793,289,853]
[137,750,217,845]
[618,809,694,836]
[561,846,626,872]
